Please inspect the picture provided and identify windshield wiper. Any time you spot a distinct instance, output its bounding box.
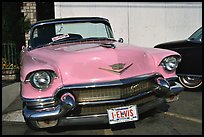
[80,37,115,41]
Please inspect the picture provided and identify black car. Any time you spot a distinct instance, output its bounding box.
[154,27,202,90]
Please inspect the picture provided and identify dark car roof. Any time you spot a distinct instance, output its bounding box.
[31,17,110,28]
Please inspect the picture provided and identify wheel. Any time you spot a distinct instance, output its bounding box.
[178,76,202,90]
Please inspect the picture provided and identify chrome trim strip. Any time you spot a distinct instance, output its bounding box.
[65,114,108,119]
[22,96,58,109]
[26,100,56,106]
[31,17,110,30]
[21,96,56,103]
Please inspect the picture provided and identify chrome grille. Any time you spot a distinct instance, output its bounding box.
[77,95,156,115]
[72,79,157,102]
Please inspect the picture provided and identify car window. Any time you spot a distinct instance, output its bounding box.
[188,27,202,43]
[55,22,109,38]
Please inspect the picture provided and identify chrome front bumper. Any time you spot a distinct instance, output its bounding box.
[22,80,183,119]
[22,74,184,128]
[57,98,166,126]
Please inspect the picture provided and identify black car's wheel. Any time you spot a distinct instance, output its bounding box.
[178,76,202,90]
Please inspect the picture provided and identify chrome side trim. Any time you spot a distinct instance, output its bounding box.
[21,96,56,103]
[21,96,58,109]
[65,114,108,119]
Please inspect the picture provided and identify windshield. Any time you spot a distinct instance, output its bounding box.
[30,21,114,48]
[188,27,202,43]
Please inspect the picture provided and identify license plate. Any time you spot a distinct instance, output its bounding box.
[107,105,139,124]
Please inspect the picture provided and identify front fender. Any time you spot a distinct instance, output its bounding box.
[20,54,63,99]
[144,48,181,79]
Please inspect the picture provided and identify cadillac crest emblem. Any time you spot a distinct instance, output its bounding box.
[99,63,133,74]
[110,63,126,70]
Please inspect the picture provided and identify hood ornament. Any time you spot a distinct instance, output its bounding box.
[99,63,133,74]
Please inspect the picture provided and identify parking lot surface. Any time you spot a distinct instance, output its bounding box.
[2,90,202,135]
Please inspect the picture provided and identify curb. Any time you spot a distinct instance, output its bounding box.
[2,82,20,113]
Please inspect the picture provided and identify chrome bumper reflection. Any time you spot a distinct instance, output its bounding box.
[23,94,76,120]
[169,81,184,95]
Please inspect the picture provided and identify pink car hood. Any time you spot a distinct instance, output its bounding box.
[22,41,179,86]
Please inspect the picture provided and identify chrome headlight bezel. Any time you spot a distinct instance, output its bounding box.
[26,70,56,90]
[160,55,181,72]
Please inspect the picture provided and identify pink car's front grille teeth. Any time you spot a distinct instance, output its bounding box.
[72,80,157,102]
[68,79,158,115]
[78,95,157,115]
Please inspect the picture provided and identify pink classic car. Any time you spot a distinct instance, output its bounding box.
[20,17,184,129]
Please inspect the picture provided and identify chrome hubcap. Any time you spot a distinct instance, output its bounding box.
[179,76,202,88]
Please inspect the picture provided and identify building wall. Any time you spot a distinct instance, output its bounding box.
[54,2,202,47]
[21,2,37,46]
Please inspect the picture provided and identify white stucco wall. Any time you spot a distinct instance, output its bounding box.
[54,2,202,47]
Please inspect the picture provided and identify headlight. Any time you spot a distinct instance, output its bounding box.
[30,71,52,90]
[160,56,181,72]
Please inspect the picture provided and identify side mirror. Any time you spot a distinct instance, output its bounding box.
[118,38,124,43]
